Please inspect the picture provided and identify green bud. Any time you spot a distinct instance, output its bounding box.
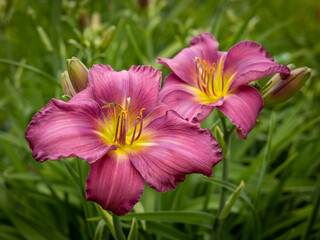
[67,57,89,93]
[263,67,312,106]
[214,126,228,158]
[61,71,76,98]
[219,181,245,220]
[36,26,53,52]
[138,0,150,8]
[262,64,296,94]
[90,12,102,31]
[101,25,116,48]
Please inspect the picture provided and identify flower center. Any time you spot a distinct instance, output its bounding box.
[195,57,226,101]
[100,98,145,148]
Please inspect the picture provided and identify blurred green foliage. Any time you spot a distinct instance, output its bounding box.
[0,0,319,239]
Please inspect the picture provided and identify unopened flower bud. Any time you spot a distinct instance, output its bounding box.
[67,57,89,93]
[138,0,150,8]
[262,64,296,94]
[101,25,116,48]
[78,10,89,30]
[61,71,76,97]
[263,67,312,106]
[36,26,53,52]
[90,12,101,31]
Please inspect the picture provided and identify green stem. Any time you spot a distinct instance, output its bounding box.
[218,155,229,216]
[77,159,95,238]
[113,213,126,240]
[213,115,234,239]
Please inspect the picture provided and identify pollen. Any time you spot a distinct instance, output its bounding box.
[96,97,151,152]
[111,99,146,148]
[195,57,227,101]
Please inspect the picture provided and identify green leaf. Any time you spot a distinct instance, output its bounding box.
[121,211,214,229]
[219,180,245,220]
[146,222,193,240]
[302,181,320,240]
[226,0,262,48]
[0,58,59,86]
[204,177,261,237]
[36,26,53,52]
[95,203,117,240]
[93,220,106,240]
[113,213,126,240]
[255,112,275,203]
[133,202,147,230]
[127,218,138,240]
[0,131,29,151]
[126,25,148,64]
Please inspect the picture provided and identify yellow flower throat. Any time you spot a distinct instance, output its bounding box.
[97,98,146,149]
[194,57,230,104]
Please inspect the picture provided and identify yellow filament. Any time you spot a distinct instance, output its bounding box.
[134,108,145,141]
[194,57,228,103]
[209,62,216,96]
[138,108,145,118]
[213,60,224,96]
[113,104,127,145]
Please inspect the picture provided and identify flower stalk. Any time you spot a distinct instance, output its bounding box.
[213,114,235,239]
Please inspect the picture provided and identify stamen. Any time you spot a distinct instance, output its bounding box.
[195,57,225,98]
[118,111,127,146]
[130,122,137,145]
[210,62,217,96]
[214,60,224,96]
[130,108,145,145]
[134,119,143,141]
[113,113,120,143]
[139,108,146,117]
[195,57,211,95]
[126,98,130,131]
[202,60,209,95]
[113,103,146,147]
[114,104,128,146]
[134,108,145,141]
[119,104,126,112]
[195,57,204,92]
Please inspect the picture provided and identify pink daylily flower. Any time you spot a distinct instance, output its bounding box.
[157,33,290,139]
[25,65,222,215]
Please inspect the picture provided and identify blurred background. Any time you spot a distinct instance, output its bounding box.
[0,0,319,239]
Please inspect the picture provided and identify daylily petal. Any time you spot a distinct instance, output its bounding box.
[89,64,161,122]
[217,85,263,139]
[161,90,214,123]
[143,103,168,126]
[69,86,94,103]
[131,110,222,192]
[159,73,216,123]
[159,73,188,99]
[223,41,290,90]
[25,98,115,163]
[157,33,219,87]
[86,151,145,216]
